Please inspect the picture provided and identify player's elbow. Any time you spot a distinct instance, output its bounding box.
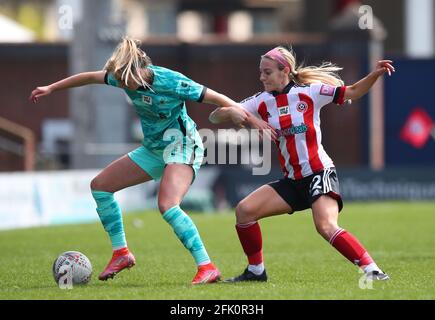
[344,85,362,101]
[209,109,220,124]
[209,107,228,124]
[209,114,220,124]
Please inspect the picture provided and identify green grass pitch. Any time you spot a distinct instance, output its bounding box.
[1,202,434,300]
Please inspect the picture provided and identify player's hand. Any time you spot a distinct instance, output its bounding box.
[375,60,395,77]
[245,113,278,141]
[229,107,248,128]
[29,85,53,103]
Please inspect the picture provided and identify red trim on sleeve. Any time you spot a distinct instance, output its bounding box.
[336,86,346,105]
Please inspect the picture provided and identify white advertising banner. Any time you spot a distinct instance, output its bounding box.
[0,170,153,230]
[0,167,218,230]
[0,173,38,229]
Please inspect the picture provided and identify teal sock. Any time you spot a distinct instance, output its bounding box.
[162,205,211,266]
[91,190,127,250]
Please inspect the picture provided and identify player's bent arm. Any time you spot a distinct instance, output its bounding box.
[209,107,236,124]
[203,89,249,126]
[49,71,106,92]
[344,72,381,101]
[203,89,278,137]
[344,60,395,101]
[210,105,278,139]
[202,88,237,109]
[209,105,253,128]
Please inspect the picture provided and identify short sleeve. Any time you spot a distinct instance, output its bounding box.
[310,83,347,107]
[104,72,120,88]
[239,94,260,118]
[163,69,206,102]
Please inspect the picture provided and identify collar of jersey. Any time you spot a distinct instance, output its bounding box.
[269,81,294,97]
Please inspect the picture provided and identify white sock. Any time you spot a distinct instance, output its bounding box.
[248,263,265,275]
[113,245,128,251]
[198,260,211,267]
[363,262,381,274]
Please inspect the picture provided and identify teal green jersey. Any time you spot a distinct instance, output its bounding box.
[104,65,207,151]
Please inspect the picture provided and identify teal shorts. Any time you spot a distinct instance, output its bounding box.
[128,140,204,182]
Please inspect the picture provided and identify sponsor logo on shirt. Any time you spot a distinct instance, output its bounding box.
[276,123,308,137]
[278,106,290,116]
[320,84,335,97]
[143,95,152,105]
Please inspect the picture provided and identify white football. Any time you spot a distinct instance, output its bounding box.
[52,251,92,286]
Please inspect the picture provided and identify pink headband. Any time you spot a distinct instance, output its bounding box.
[262,48,291,70]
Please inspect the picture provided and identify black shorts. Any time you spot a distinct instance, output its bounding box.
[268,168,343,213]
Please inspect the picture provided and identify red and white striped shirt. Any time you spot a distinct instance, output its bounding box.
[240,82,346,180]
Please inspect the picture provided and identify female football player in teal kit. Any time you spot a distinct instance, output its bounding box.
[29,37,272,285]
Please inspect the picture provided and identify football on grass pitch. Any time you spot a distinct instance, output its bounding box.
[52,251,92,286]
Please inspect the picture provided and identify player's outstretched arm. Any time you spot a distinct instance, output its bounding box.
[204,89,277,139]
[209,105,278,140]
[209,106,247,126]
[344,60,395,101]
[203,88,238,109]
[203,89,249,127]
[29,70,106,103]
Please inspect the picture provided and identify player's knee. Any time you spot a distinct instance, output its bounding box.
[235,200,256,223]
[90,176,115,193]
[315,221,338,239]
[90,177,105,191]
[158,201,179,214]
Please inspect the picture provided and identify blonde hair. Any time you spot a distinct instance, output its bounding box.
[267,46,344,87]
[104,37,152,89]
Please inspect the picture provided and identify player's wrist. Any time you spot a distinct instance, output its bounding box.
[232,107,248,122]
[48,84,57,92]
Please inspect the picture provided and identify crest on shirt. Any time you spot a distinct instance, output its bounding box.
[296,101,308,113]
[278,106,290,116]
[142,95,152,105]
[320,84,335,97]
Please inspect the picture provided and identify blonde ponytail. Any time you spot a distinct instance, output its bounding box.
[104,37,152,89]
[295,62,344,87]
[273,46,344,87]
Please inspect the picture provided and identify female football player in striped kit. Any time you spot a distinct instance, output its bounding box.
[210,46,395,282]
[29,37,270,285]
